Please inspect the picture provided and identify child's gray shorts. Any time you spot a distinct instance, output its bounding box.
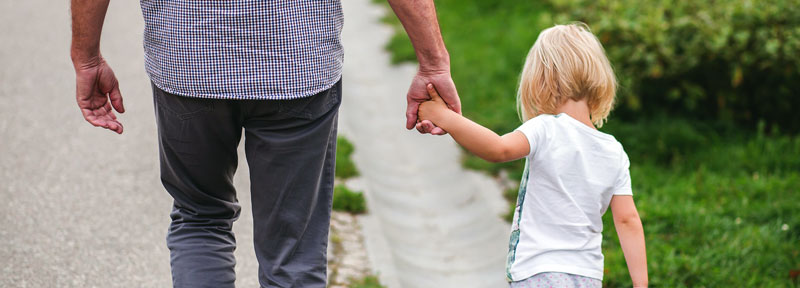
[510,272,602,288]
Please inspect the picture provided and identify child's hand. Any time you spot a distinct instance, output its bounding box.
[418,83,452,124]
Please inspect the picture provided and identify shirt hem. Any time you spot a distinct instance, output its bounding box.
[510,264,603,282]
[147,74,342,101]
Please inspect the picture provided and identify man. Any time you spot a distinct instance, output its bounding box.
[70,0,460,287]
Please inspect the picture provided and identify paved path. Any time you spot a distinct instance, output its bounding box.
[0,1,260,286]
[1,0,510,287]
[338,1,510,288]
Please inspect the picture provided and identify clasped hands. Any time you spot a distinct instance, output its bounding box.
[406,71,461,135]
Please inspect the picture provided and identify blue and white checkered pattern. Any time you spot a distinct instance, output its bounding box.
[140,0,343,100]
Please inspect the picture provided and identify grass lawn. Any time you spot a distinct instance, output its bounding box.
[601,125,800,287]
[378,1,800,286]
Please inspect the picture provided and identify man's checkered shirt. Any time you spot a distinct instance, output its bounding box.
[140,0,343,100]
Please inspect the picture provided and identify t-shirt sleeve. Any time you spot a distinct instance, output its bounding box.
[612,150,633,196]
[514,116,547,158]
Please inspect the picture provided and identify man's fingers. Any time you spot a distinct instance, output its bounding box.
[83,109,124,134]
[86,117,104,128]
[418,120,440,134]
[414,121,437,134]
[430,126,447,135]
[415,122,425,133]
[100,118,123,134]
[109,120,123,134]
[434,78,462,114]
[420,120,435,133]
[102,102,118,120]
[109,84,125,113]
[406,100,420,130]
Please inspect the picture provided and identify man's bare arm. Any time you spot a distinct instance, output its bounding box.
[71,0,125,134]
[387,0,461,135]
[386,0,449,72]
[70,0,109,66]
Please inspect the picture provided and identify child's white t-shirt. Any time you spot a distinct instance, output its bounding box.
[506,113,632,282]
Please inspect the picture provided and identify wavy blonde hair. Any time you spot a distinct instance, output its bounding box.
[517,23,617,127]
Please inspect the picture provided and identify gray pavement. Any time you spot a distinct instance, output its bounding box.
[1,0,511,287]
[0,0,259,286]
[338,2,510,288]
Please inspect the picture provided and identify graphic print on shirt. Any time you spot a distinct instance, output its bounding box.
[506,159,530,281]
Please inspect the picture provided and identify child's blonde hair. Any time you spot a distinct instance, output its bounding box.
[517,23,617,127]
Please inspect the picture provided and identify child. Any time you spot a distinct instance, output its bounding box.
[418,23,648,288]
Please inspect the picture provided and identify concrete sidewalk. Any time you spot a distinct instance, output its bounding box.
[338,1,510,288]
[0,0,260,286]
[0,0,510,287]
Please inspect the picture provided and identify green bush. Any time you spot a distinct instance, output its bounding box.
[602,117,800,173]
[547,0,800,132]
[336,136,359,179]
[333,185,367,214]
[600,117,723,165]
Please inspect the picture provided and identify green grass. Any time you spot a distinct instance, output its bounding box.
[379,0,550,184]
[334,136,366,214]
[380,0,553,134]
[333,184,367,214]
[602,162,799,287]
[336,136,359,179]
[500,120,800,286]
[378,1,800,286]
[601,129,800,287]
[347,275,386,288]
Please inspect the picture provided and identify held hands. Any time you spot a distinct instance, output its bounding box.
[405,71,461,135]
[74,57,125,134]
[417,83,452,127]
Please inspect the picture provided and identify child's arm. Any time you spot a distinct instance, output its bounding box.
[610,195,648,287]
[418,84,529,163]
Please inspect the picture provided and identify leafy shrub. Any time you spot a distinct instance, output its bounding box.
[601,117,720,165]
[333,185,367,214]
[547,0,800,132]
[689,122,800,175]
[604,117,800,173]
[336,136,359,179]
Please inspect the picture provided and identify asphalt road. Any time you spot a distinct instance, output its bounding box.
[1,1,511,287]
[0,0,259,286]
[337,1,509,287]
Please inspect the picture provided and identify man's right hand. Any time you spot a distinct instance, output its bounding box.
[387,0,459,135]
[74,57,125,134]
[406,70,461,135]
